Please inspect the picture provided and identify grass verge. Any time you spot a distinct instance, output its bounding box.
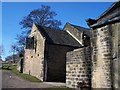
[2,64,42,82]
[2,64,73,90]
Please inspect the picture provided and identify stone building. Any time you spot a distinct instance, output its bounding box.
[17,54,24,73]
[64,23,91,88]
[63,22,91,47]
[86,1,120,89]
[66,1,120,89]
[23,22,90,82]
[23,1,120,89]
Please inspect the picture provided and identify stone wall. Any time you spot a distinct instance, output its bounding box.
[91,25,112,88]
[23,23,45,81]
[110,22,120,89]
[66,47,91,88]
[44,43,75,82]
[91,22,120,89]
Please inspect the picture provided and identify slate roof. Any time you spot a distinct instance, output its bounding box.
[70,24,91,37]
[91,12,120,28]
[97,1,120,21]
[86,1,120,29]
[37,25,82,47]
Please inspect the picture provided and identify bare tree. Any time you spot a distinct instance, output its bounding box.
[16,5,62,53]
[20,5,61,29]
[10,43,19,63]
[0,45,4,59]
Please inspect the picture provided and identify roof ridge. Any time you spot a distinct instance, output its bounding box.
[97,1,120,21]
[68,23,89,30]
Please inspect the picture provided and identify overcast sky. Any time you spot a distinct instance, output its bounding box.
[2,2,112,60]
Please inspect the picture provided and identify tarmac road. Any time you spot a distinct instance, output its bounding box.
[2,70,54,89]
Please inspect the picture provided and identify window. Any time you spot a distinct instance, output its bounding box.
[26,36,34,49]
[35,40,37,53]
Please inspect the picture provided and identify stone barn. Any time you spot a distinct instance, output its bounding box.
[63,22,91,47]
[86,1,120,89]
[23,22,90,82]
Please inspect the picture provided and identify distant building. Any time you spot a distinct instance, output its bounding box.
[0,59,2,63]
[0,58,3,68]
[17,54,24,73]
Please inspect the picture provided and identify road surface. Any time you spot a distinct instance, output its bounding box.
[2,70,61,89]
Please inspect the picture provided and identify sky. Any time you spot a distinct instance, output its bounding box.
[2,2,113,60]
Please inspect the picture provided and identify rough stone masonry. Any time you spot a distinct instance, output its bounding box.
[86,1,120,89]
[66,47,91,88]
[66,1,120,89]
